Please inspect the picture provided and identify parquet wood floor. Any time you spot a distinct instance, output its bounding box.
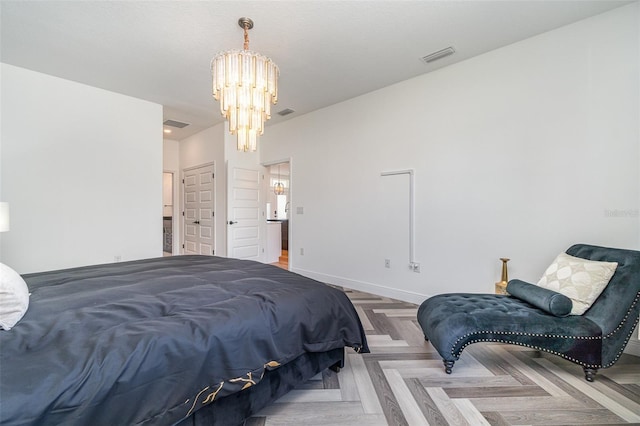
[249,287,640,425]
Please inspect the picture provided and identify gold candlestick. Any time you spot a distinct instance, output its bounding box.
[495,258,510,295]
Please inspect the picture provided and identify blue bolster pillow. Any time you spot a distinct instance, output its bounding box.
[506,279,572,317]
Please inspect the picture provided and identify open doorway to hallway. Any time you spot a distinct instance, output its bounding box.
[163,171,174,256]
[266,162,289,270]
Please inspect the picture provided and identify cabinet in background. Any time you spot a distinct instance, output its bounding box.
[266,222,282,263]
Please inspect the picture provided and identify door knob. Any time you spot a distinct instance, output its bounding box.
[228,220,237,225]
[193,220,200,224]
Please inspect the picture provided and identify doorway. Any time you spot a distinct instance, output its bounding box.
[266,161,290,270]
[162,172,174,256]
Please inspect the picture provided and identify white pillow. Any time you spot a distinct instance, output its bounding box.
[537,252,617,315]
[0,263,30,330]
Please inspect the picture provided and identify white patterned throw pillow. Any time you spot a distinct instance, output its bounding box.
[537,252,617,315]
[0,263,30,330]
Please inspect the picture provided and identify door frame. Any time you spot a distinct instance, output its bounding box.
[181,162,216,256]
[261,157,292,269]
[163,169,180,255]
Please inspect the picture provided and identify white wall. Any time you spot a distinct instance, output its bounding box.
[0,64,163,273]
[163,139,180,171]
[260,4,640,303]
[178,124,226,256]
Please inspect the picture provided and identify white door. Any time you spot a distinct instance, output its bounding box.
[183,164,215,255]
[227,162,264,260]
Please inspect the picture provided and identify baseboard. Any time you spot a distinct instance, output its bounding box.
[291,267,431,305]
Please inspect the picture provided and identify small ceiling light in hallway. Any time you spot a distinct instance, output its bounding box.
[274,164,284,195]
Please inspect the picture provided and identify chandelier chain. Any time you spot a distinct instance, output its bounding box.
[243,24,250,50]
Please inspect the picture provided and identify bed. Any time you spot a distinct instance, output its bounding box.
[0,256,369,425]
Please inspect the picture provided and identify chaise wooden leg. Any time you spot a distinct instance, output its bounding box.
[443,360,455,374]
[583,367,597,382]
[329,362,341,373]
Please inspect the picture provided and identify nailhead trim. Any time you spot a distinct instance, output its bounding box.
[449,291,640,370]
[601,292,640,368]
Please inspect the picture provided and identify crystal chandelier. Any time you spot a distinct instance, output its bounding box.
[274,164,284,195]
[274,182,284,195]
[211,18,279,152]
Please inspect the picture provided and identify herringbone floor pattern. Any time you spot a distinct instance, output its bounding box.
[249,288,640,425]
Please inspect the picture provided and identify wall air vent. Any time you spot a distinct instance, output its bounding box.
[421,46,456,64]
[277,108,295,117]
[163,119,190,128]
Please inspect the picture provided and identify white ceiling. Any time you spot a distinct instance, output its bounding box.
[1,1,633,140]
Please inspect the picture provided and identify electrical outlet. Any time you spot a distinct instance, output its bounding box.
[300,248,304,256]
[296,206,304,214]
[114,255,121,262]
[385,259,391,268]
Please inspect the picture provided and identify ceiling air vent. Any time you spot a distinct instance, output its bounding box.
[277,108,295,117]
[163,119,190,128]
[421,47,455,64]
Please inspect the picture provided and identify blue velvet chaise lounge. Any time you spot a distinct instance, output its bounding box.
[417,244,640,381]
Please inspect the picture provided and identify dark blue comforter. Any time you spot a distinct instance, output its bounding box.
[0,256,368,425]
